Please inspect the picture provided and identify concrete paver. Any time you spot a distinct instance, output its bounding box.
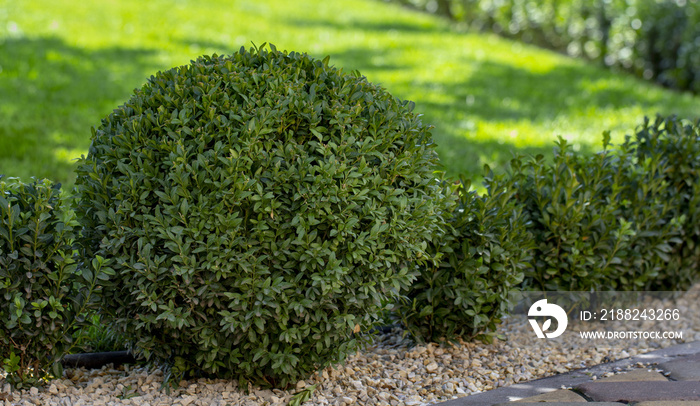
[594,369,668,382]
[513,389,586,402]
[497,403,626,406]
[434,371,595,406]
[576,381,700,402]
[433,341,700,406]
[657,353,700,381]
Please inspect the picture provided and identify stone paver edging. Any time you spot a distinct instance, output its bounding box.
[433,341,700,406]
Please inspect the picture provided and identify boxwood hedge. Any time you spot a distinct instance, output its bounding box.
[625,115,700,289]
[0,178,105,387]
[509,116,699,292]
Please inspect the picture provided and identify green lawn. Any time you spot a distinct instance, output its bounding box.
[2,0,699,189]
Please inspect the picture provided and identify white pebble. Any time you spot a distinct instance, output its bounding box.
[13,285,700,406]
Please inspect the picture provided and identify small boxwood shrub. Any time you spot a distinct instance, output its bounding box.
[394,115,699,345]
[396,171,531,343]
[0,178,105,387]
[610,139,684,291]
[510,116,698,292]
[624,115,700,289]
[508,138,637,291]
[73,44,450,387]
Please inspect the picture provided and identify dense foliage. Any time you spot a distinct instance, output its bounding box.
[73,45,450,387]
[396,114,699,345]
[510,137,652,291]
[625,116,700,289]
[509,116,699,292]
[396,173,531,343]
[391,0,700,92]
[0,178,105,387]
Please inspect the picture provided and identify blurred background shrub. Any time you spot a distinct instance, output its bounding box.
[389,0,700,93]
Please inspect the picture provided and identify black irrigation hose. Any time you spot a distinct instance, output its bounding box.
[61,351,136,370]
[60,325,401,370]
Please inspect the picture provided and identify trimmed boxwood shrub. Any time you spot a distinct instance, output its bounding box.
[624,115,700,289]
[509,116,698,292]
[394,115,699,344]
[507,138,634,291]
[73,44,450,387]
[0,178,105,387]
[609,138,684,291]
[396,172,531,343]
[391,115,698,346]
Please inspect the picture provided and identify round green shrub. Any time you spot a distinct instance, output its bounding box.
[73,45,449,387]
[0,178,105,387]
[396,173,531,343]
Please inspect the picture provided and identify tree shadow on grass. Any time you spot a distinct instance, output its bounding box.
[284,17,451,35]
[327,47,407,73]
[409,58,699,181]
[173,38,242,58]
[174,38,407,73]
[0,36,160,187]
[421,59,683,124]
[430,136,587,188]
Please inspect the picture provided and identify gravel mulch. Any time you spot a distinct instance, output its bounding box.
[3,286,700,406]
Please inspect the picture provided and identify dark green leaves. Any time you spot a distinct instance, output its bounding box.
[508,115,700,292]
[73,44,448,388]
[627,115,700,289]
[396,172,531,344]
[397,114,700,345]
[0,178,99,388]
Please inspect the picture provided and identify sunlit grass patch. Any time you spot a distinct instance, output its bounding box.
[1,0,699,188]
